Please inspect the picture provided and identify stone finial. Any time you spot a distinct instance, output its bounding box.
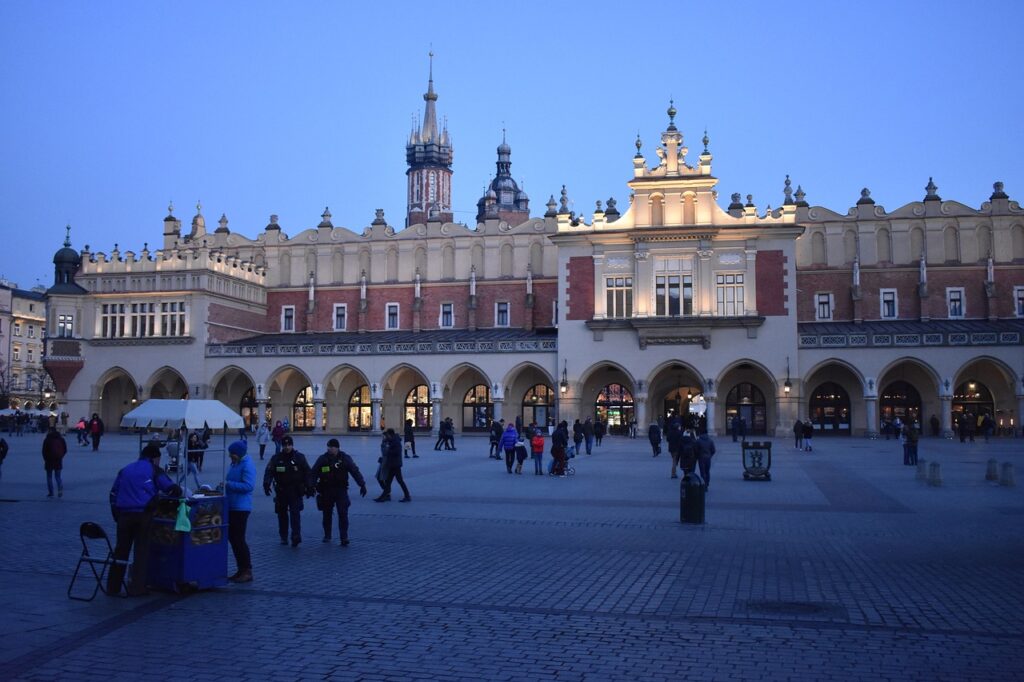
[216,214,229,233]
[266,214,280,230]
[595,199,603,212]
[195,200,202,215]
[702,128,709,154]
[558,185,570,214]
[63,224,72,248]
[857,188,875,205]
[728,193,744,211]
[605,197,619,220]
[745,194,754,208]
[924,177,940,201]
[634,132,643,158]
[666,99,677,131]
[544,195,557,218]
[167,201,174,216]
[372,208,386,225]
[991,181,1008,199]
[794,185,808,207]
[783,175,794,205]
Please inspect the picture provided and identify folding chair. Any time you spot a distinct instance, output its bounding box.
[67,522,130,601]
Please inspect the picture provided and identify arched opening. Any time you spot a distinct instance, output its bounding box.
[522,383,554,429]
[595,383,634,435]
[240,387,258,431]
[266,366,312,430]
[499,243,514,277]
[943,226,959,262]
[725,382,767,435]
[148,367,188,400]
[880,380,922,426]
[683,194,695,225]
[808,382,851,436]
[462,384,492,431]
[650,196,664,226]
[953,380,994,432]
[97,369,138,428]
[811,231,826,264]
[876,228,892,262]
[348,385,371,431]
[405,384,432,431]
[843,230,857,264]
[292,386,321,431]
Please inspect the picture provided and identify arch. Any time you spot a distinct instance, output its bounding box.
[414,246,427,276]
[811,231,826,265]
[682,193,696,225]
[943,225,959,262]
[909,226,925,261]
[380,363,432,432]
[500,360,556,391]
[843,229,857,264]
[953,356,1019,432]
[332,249,344,283]
[522,383,555,428]
[442,243,455,279]
[265,365,313,430]
[801,360,865,436]
[529,241,544,276]
[879,380,921,426]
[348,384,372,431]
[144,366,189,400]
[471,243,485,277]
[725,382,767,435]
[210,364,256,391]
[715,358,780,395]
[808,382,851,436]
[801,358,867,390]
[976,224,992,261]
[211,365,257,428]
[95,367,139,428]
[439,362,493,391]
[502,361,557,427]
[323,363,371,431]
[650,195,664,227]
[462,383,492,430]
[404,384,432,430]
[594,383,634,434]
[358,249,371,280]
[386,247,399,282]
[290,385,319,431]
[1012,224,1024,260]
[499,243,514,278]
[876,227,891,263]
[279,251,291,286]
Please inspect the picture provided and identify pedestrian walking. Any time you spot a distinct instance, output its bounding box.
[263,435,312,547]
[678,429,698,477]
[648,422,662,457]
[552,420,569,462]
[904,424,919,465]
[375,428,411,502]
[513,437,529,474]
[731,414,740,442]
[594,419,605,446]
[667,419,683,478]
[223,440,256,583]
[802,420,814,451]
[311,438,367,546]
[403,418,419,458]
[42,427,67,498]
[256,421,270,460]
[572,419,584,457]
[488,419,504,459]
[107,443,181,596]
[793,418,803,449]
[271,420,285,455]
[530,430,545,475]
[583,417,595,455]
[444,417,456,450]
[88,413,104,451]
[697,431,716,490]
[501,422,519,473]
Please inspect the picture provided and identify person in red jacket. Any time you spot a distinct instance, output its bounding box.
[530,431,545,475]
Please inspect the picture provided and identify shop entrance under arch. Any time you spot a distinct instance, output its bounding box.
[880,380,921,426]
[808,382,851,436]
[594,383,634,435]
[952,380,995,431]
[724,382,766,436]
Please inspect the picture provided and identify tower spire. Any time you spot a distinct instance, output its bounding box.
[421,51,438,142]
[406,52,454,227]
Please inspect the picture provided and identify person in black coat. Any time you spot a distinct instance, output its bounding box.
[263,435,312,547]
[311,438,367,545]
[403,419,418,458]
[648,423,662,457]
[375,428,410,502]
[489,419,504,459]
[696,432,717,489]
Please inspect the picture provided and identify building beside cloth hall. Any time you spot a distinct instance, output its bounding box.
[42,72,1024,439]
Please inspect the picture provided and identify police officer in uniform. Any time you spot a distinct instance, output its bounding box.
[311,438,367,546]
[263,435,312,547]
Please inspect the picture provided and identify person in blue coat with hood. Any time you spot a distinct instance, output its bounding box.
[222,440,256,583]
[500,423,519,473]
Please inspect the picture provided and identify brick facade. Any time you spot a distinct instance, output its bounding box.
[565,257,594,321]
[755,250,788,316]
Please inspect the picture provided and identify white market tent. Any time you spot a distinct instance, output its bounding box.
[120,399,245,430]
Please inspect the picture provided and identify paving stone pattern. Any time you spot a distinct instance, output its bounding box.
[0,431,1022,680]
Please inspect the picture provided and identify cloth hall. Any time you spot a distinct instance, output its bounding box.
[42,75,1024,439]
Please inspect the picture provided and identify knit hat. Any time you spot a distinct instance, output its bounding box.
[228,440,247,456]
[140,443,162,460]
[326,438,340,448]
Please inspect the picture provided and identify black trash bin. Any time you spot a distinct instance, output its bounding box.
[680,472,706,524]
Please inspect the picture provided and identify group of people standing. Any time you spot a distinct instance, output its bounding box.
[647,419,717,487]
[792,419,814,451]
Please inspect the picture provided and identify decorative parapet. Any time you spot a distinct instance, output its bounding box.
[207,337,557,357]
[798,330,1019,348]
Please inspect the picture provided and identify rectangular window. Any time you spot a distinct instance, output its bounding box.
[605,277,633,318]
[439,303,454,328]
[160,302,185,336]
[57,314,74,338]
[716,274,745,316]
[815,292,833,321]
[12,346,20,361]
[100,303,127,338]
[27,325,35,339]
[1014,286,1024,318]
[495,301,510,327]
[880,289,898,319]
[27,348,33,363]
[13,323,21,336]
[947,288,964,319]
[281,305,295,332]
[131,302,156,337]
[386,303,400,330]
[552,300,559,327]
[333,304,347,331]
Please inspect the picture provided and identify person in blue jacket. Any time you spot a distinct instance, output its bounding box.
[107,443,181,596]
[500,423,519,474]
[222,440,256,583]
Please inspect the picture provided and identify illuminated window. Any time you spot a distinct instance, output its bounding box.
[57,314,74,338]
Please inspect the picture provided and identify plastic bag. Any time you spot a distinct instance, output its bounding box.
[174,499,192,532]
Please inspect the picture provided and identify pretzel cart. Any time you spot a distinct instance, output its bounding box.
[120,399,245,593]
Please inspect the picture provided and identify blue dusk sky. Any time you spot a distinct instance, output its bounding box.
[1,1,1022,289]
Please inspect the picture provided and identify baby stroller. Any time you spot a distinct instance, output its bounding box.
[548,444,575,477]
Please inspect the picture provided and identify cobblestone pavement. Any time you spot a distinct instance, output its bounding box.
[0,430,1022,680]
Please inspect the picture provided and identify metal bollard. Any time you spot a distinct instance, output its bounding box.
[986,459,999,481]
[999,462,1016,487]
[927,461,942,487]
[916,459,928,481]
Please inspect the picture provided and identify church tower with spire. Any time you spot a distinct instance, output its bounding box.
[406,53,453,227]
